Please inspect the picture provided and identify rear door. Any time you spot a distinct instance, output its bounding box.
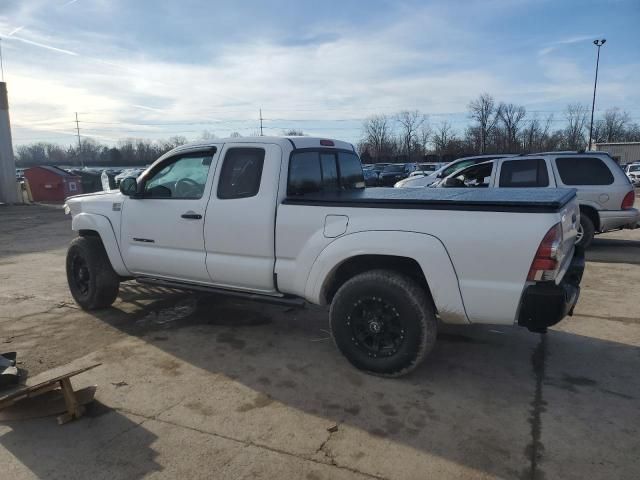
[551,156,620,210]
[203,143,281,293]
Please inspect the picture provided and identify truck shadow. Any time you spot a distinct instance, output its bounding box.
[0,401,162,479]
[84,282,640,480]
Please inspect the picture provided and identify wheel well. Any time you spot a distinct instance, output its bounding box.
[579,205,600,231]
[322,255,434,306]
[78,229,100,237]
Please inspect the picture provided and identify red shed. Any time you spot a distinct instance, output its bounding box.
[24,166,83,202]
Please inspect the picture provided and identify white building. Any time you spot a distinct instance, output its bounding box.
[594,142,640,166]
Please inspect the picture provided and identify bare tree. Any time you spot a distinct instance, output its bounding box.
[395,110,425,161]
[564,103,589,150]
[601,108,630,142]
[229,131,242,138]
[362,114,393,161]
[432,121,455,153]
[468,93,502,153]
[498,103,526,152]
[282,129,305,136]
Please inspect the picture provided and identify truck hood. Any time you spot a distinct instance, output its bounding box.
[64,190,124,217]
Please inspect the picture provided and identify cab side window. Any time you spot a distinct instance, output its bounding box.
[499,159,549,187]
[288,150,365,196]
[144,153,213,199]
[217,148,265,199]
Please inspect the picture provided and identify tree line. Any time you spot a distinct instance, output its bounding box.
[358,93,640,163]
[14,129,307,167]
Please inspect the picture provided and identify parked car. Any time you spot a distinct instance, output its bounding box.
[379,163,419,186]
[625,162,640,186]
[408,162,442,177]
[433,152,639,247]
[395,155,517,188]
[64,136,584,377]
[362,165,380,186]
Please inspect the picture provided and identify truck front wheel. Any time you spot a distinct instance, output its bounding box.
[66,236,120,310]
[329,269,437,377]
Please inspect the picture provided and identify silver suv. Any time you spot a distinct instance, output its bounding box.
[423,151,639,247]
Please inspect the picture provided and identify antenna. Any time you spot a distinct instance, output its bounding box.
[0,38,5,81]
[75,112,84,168]
[259,108,263,136]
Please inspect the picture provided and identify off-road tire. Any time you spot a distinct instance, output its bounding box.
[577,213,595,248]
[329,269,437,377]
[66,236,120,310]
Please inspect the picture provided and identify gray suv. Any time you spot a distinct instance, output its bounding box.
[430,151,638,247]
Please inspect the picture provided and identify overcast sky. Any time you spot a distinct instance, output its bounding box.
[1,0,639,147]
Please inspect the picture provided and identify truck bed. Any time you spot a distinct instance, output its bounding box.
[283,187,577,213]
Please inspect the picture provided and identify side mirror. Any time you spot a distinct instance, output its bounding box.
[119,177,138,196]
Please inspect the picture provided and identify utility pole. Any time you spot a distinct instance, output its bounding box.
[0,38,5,81]
[259,108,264,136]
[75,112,84,168]
[588,39,606,151]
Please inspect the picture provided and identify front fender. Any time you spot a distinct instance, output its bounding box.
[305,230,469,324]
[71,212,130,276]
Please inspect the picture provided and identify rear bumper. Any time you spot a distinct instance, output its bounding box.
[517,248,585,333]
[598,208,639,231]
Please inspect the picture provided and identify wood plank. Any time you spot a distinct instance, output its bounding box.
[0,363,101,406]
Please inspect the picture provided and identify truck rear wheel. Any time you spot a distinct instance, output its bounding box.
[66,236,120,310]
[329,269,437,377]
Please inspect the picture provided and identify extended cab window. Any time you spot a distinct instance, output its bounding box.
[555,157,614,185]
[144,152,212,199]
[499,159,549,187]
[288,150,365,195]
[217,148,265,199]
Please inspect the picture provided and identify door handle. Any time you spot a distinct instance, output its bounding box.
[181,212,202,220]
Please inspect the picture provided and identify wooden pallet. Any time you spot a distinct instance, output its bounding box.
[0,363,101,424]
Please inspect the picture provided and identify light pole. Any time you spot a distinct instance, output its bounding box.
[588,39,606,150]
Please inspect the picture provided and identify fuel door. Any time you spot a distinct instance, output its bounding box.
[324,215,349,238]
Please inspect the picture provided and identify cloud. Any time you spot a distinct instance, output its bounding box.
[5,34,78,56]
[538,34,605,56]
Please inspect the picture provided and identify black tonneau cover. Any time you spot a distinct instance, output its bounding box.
[283,187,577,213]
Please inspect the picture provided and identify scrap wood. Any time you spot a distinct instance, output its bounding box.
[0,363,101,424]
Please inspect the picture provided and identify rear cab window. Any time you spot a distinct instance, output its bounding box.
[287,150,365,196]
[555,157,614,186]
[499,159,549,187]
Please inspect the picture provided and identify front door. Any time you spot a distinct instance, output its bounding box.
[120,148,219,283]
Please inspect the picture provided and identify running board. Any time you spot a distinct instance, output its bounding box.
[136,277,306,308]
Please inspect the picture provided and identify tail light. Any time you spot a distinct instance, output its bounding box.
[621,191,635,210]
[527,223,563,282]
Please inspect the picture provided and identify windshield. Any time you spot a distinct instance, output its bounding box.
[383,164,405,173]
[629,165,640,172]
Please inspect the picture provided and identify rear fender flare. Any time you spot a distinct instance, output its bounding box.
[306,230,469,324]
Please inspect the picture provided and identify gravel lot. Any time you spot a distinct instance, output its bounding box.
[1,201,639,480]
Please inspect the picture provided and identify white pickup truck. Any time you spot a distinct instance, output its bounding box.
[64,136,585,376]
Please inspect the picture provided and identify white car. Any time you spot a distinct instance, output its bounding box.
[625,163,640,186]
[394,154,517,188]
[64,137,584,376]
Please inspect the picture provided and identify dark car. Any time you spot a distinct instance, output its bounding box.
[378,163,418,186]
[362,165,380,186]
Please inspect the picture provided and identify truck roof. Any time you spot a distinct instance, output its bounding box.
[169,136,356,154]
[284,187,577,213]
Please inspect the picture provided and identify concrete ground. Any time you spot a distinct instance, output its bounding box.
[0,202,639,480]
